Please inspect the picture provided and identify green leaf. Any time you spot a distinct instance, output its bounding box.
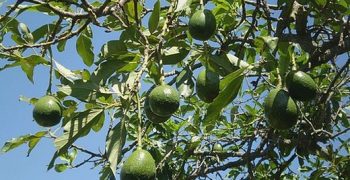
[1,131,47,154]
[92,111,105,132]
[27,131,47,156]
[58,80,112,102]
[278,42,293,79]
[105,121,126,176]
[57,39,67,52]
[176,68,194,98]
[54,60,81,82]
[203,68,245,131]
[219,67,246,90]
[76,27,94,66]
[175,0,192,12]
[91,52,138,83]
[99,165,116,180]
[162,47,189,65]
[1,135,30,153]
[255,36,278,50]
[55,163,68,173]
[54,108,104,152]
[47,151,60,170]
[99,40,128,60]
[148,0,160,33]
[20,55,47,83]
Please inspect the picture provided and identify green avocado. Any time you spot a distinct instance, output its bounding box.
[120,149,156,180]
[196,69,220,103]
[148,84,180,117]
[33,96,62,127]
[188,9,217,41]
[144,97,170,123]
[286,71,317,101]
[264,89,298,130]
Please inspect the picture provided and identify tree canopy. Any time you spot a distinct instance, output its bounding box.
[1,0,350,179]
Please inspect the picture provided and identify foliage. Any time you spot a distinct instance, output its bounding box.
[1,0,350,179]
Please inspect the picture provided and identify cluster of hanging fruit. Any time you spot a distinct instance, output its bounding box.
[264,71,318,130]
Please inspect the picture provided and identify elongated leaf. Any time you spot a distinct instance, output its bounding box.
[219,67,246,90]
[175,0,192,12]
[148,0,160,33]
[1,135,30,153]
[27,131,47,156]
[1,131,47,154]
[176,68,194,98]
[54,109,104,152]
[203,69,245,131]
[162,47,189,65]
[20,55,47,83]
[76,28,94,66]
[54,60,81,82]
[105,121,126,175]
[58,80,113,102]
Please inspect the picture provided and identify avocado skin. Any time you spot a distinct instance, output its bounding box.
[149,85,180,117]
[264,89,298,130]
[144,97,170,123]
[196,69,220,103]
[120,149,156,180]
[33,96,62,127]
[286,71,317,101]
[189,9,217,41]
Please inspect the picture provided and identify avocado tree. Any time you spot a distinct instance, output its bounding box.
[1,0,350,179]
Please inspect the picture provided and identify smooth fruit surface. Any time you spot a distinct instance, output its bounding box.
[264,89,298,130]
[286,71,317,101]
[120,149,156,180]
[144,97,170,123]
[196,69,220,103]
[33,96,62,127]
[189,9,216,41]
[149,85,180,117]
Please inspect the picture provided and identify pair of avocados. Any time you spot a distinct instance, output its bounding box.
[264,71,318,130]
[145,84,180,123]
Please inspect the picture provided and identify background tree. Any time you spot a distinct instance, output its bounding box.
[1,0,349,179]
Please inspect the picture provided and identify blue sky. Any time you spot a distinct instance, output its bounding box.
[0,1,114,179]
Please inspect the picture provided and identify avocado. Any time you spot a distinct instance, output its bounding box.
[196,69,220,103]
[120,149,156,180]
[286,71,317,101]
[148,85,180,117]
[188,9,217,41]
[264,89,298,130]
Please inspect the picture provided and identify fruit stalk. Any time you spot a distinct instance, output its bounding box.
[46,51,54,95]
[137,94,142,148]
[157,1,175,84]
[200,0,204,9]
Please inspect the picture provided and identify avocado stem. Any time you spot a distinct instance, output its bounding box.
[136,94,142,148]
[200,0,204,9]
[276,68,283,88]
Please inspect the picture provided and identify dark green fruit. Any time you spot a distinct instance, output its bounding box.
[149,85,180,117]
[33,96,62,127]
[188,9,216,41]
[120,149,156,180]
[196,69,220,103]
[264,89,298,130]
[213,143,223,152]
[144,97,170,123]
[286,71,317,101]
